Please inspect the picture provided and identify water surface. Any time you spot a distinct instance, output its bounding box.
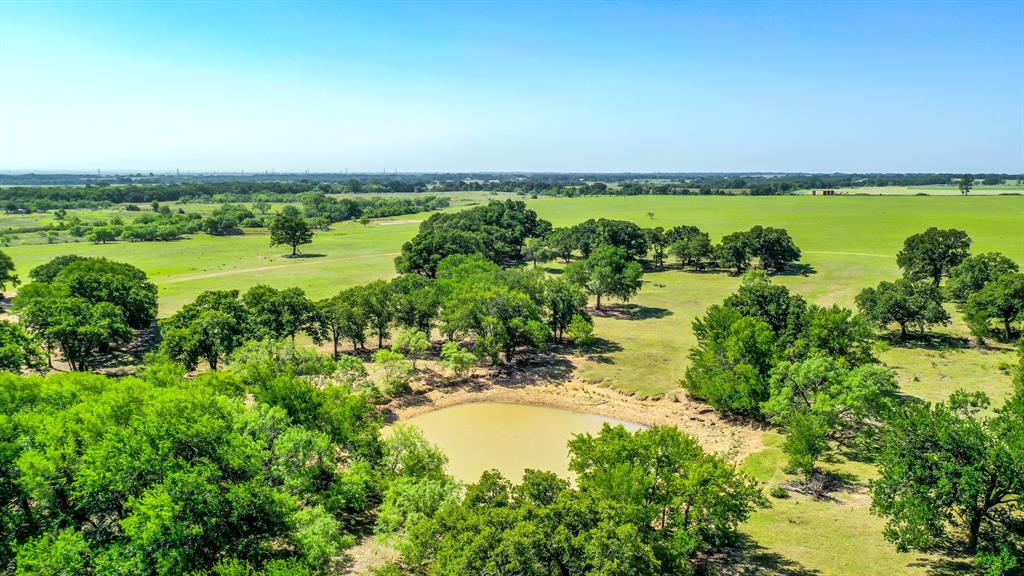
[405,402,643,482]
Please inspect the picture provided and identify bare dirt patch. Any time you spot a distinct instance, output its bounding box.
[374,219,419,226]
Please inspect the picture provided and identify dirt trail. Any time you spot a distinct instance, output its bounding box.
[802,250,892,258]
[163,252,400,284]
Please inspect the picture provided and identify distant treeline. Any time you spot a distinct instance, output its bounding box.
[0,181,437,211]
[2,172,1020,210]
[435,173,1021,196]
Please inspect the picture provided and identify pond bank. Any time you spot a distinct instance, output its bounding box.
[385,359,766,461]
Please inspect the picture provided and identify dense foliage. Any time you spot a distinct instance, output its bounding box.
[12,257,158,370]
[396,200,551,276]
[0,357,392,575]
[394,425,764,575]
[871,388,1023,559]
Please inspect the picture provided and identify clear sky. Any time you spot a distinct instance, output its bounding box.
[1,1,1021,173]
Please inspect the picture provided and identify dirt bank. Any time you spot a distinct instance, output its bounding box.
[385,356,766,461]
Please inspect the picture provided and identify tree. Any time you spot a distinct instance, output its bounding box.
[644,227,669,268]
[746,225,801,273]
[897,227,972,286]
[0,320,43,371]
[270,207,313,256]
[26,297,131,370]
[390,275,439,334]
[49,257,158,329]
[714,231,752,273]
[27,254,85,283]
[856,279,951,338]
[724,272,808,345]
[946,252,1020,303]
[792,304,876,366]
[86,226,117,244]
[0,365,388,574]
[543,277,589,342]
[569,425,764,566]
[360,280,396,349]
[682,305,777,414]
[243,285,314,341]
[565,245,644,310]
[0,249,18,297]
[871,391,1022,555]
[523,237,553,268]
[965,272,1024,340]
[669,229,713,270]
[312,293,369,358]
[396,200,550,274]
[160,290,250,370]
[958,174,975,196]
[543,227,577,263]
[400,425,762,575]
[566,314,595,347]
[763,356,897,453]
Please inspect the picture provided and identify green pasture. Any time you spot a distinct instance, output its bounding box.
[3,193,1021,576]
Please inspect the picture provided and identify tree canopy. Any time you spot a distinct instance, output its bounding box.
[270,207,314,256]
[896,227,972,287]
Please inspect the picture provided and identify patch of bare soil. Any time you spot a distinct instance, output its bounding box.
[374,219,419,226]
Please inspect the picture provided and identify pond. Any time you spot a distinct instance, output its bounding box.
[403,402,644,482]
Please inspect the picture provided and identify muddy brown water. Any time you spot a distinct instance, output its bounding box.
[403,401,644,482]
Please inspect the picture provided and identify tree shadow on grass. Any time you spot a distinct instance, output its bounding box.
[283,253,327,259]
[696,533,821,576]
[906,539,975,576]
[594,303,673,321]
[881,331,970,351]
[774,263,817,277]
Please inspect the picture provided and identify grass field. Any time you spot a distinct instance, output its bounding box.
[3,193,1021,576]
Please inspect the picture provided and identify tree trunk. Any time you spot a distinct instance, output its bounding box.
[1004,317,1013,341]
[291,244,298,256]
[378,334,384,349]
[595,293,602,310]
[333,339,339,359]
[899,322,908,339]
[967,509,982,554]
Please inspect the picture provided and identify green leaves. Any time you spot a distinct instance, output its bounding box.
[398,426,763,575]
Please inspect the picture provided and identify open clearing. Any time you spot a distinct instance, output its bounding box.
[3,192,1022,576]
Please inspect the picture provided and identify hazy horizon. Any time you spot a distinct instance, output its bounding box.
[2,1,1021,173]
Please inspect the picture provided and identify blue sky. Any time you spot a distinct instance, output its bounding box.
[1,1,1020,173]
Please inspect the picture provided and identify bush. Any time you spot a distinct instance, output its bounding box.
[440,341,475,379]
[769,485,789,499]
[373,349,414,396]
[567,314,595,347]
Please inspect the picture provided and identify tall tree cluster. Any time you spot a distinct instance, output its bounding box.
[859,228,1024,342]
[683,272,888,477]
[0,345,442,575]
[392,425,764,575]
[12,256,158,370]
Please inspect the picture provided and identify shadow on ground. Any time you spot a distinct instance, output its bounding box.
[381,349,578,423]
[593,303,673,321]
[696,534,821,576]
[284,253,327,259]
[882,331,970,351]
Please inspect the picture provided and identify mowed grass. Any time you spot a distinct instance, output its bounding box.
[4,193,1021,576]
